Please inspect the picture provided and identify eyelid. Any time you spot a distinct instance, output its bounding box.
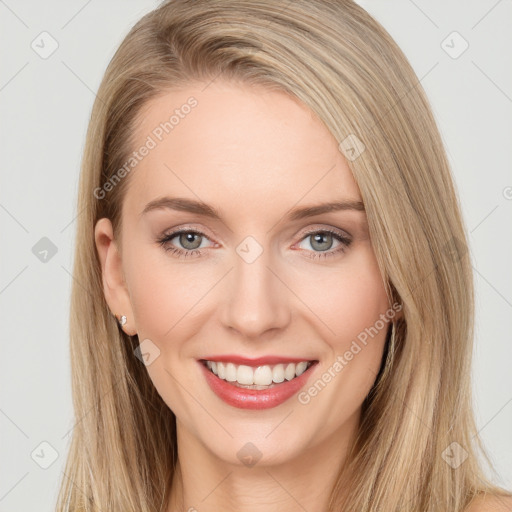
[301,224,351,237]
[296,223,351,239]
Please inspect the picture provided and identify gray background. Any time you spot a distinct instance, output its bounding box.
[1,1,511,510]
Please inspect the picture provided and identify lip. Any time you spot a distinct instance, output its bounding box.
[199,354,314,366]
[198,359,319,410]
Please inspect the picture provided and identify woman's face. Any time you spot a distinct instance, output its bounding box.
[96,79,395,467]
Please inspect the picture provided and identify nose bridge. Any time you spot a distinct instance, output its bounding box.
[220,236,290,338]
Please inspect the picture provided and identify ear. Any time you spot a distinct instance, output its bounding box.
[94,217,137,336]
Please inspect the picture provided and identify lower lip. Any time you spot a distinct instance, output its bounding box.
[198,360,317,410]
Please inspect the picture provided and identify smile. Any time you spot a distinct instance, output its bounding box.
[198,358,319,409]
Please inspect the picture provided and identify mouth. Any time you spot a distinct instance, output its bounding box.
[198,358,319,409]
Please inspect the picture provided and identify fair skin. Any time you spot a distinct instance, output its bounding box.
[466,495,512,512]
[93,80,509,512]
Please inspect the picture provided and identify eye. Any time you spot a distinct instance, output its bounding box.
[156,226,352,261]
[295,228,352,260]
[156,229,214,259]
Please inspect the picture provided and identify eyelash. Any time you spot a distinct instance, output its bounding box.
[156,227,352,261]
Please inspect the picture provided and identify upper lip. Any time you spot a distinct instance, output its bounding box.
[199,355,318,366]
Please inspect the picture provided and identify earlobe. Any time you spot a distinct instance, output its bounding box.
[94,218,137,336]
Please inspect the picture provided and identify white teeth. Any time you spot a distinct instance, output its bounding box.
[272,364,285,383]
[284,363,296,381]
[217,362,226,379]
[225,362,237,382]
[295,361,308,376]
[204,360,313,386]
[254,365,273,386]
[237,365,254,385]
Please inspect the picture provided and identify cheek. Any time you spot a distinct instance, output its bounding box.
[295,250,390,401]
[124,240,211,342]
[296,249,389,349]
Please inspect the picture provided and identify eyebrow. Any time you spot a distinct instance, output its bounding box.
[140,196,365,222]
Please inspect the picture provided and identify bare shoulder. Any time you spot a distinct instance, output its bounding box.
[464,494,512,512]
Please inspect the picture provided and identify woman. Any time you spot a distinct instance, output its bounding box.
[56,1,512,510]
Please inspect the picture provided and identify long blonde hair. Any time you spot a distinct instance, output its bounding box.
[56,1,510,510]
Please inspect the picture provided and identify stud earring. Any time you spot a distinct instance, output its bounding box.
[117,315,127,326]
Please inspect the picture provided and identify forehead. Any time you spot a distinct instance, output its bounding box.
[122,80,362,221]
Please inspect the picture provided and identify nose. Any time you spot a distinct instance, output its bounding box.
[219,247,291,340]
